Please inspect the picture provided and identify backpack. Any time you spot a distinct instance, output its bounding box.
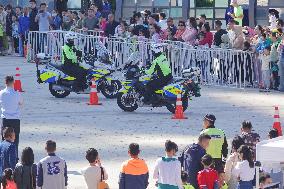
[179,145,191,169]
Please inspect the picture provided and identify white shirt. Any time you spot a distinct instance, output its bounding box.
[153,157,183,189]
[259,54,271,71]
[232,160,255,181]
[0,87,23,119]
[159,19,168,30]
[81,166,108,189]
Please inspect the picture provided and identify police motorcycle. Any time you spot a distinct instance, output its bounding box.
[116,50,201,113]
[35,35,122,98]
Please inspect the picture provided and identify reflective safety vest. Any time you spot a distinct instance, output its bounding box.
[200,128,225,159]
[62,45,77,64]
[145,54,172,77]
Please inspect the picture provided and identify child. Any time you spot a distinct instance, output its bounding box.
[119,143,149,189]
[232,145,255,189]
[81,148,108,189]
[181,171,194,189]
[12,15,19,55]
[218,171,228,189]
[259,46,272,91]
[0,127,17,176]
[37,140,68,189]
[153,140,182,189]
[270,32,280,90]
[197,154,219,189]
[2,168,17,189]
[239,120,260,160]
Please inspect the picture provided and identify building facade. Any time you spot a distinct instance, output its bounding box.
[116,0,284,27]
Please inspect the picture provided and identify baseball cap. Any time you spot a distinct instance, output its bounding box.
[204,114,216,122]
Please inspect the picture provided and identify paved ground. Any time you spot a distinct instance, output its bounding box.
[0,56,284,189]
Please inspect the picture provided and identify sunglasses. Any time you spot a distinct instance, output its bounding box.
[178,24,185,26]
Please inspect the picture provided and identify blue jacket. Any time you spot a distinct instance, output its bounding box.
[53,15,62,30]
[180,143,206,189]
[19,15,30,36]
[119,158,149,189]
[0,140,17,174]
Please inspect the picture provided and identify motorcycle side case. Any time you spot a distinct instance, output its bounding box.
[162,84,184,99]
[39,65,76,83]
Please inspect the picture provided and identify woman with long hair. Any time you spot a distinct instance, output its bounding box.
[182,17,198,45]
[14,147,37,189]
[232,145,255,189]
[198,22,213,47]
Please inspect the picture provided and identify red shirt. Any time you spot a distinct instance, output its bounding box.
[199,32,213,47]
[197,168,218,189]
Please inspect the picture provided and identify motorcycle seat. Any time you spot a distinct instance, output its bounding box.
[49,63,65,71]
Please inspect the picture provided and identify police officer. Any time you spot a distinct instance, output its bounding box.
[144,43,173,104]
[62,32,88,91]
[200,114,228,172]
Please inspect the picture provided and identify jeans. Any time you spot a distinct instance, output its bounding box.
[1,118,20,158]
[262,70,270,89]
[238,180,253,189]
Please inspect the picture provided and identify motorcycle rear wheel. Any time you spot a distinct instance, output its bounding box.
[101,80,122,99]
[166,97,188,114]
[117,92,138,112]
[49,83,71,98]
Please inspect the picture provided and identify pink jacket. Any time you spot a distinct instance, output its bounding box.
[182,27,197,45]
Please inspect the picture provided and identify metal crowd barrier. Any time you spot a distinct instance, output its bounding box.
[27,31,257,89]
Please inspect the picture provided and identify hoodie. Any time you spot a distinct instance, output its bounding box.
[119,158,149,189]
[180,143,206,189]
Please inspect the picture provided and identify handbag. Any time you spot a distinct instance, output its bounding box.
[97,167,109,189]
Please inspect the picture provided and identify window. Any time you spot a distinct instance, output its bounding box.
[68,0,81,9]
[123,0,136,6]
[122,7,136,18]
[215,0,228,7]
[257,0,268,6]
[154,0,169,6]
[137,0,152,6]
[196,0,214,7]
[215,9,226,18]
[170,7,183,17]
[171,0,183,6]
[196,9,214,18]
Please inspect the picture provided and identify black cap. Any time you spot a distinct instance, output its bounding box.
[204,114,216,122]
[29,0,36,3]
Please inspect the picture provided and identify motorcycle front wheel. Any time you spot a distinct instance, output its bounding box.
[101,80,122,99]
[166,97,188,114]
[117,92,138,112]
[49,83,71,98]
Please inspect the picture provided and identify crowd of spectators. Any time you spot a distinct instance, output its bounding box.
[0,113,280,189]
[0,0,284,91]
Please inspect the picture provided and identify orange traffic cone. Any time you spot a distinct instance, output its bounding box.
[14,67,24,92]
[172,93,187,119]
[273,106,283,136]
[88,79,102,105]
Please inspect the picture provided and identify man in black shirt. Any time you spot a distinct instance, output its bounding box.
[29,0,39,31]
[214,20,228,47]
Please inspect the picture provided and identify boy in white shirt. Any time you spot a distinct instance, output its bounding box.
[81,148,108,189]
[153,140,183,189]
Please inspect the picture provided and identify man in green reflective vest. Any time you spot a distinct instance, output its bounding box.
[62,32,88,91]
[200,114,228,172]
[144,43,173,104]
